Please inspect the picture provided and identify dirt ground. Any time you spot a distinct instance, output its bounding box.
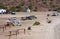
[0,12,60,39]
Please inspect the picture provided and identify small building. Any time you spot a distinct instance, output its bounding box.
[0,9,6,14]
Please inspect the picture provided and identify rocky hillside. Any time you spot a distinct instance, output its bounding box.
[0,0,60,11]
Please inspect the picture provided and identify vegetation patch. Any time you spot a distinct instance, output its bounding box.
[47,20,52,23]
[28,27,31,30]
[33,21,40,25]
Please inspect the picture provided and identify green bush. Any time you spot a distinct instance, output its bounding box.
[33,21,40,25]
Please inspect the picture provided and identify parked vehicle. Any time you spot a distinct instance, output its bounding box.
[0,9,6,14]
[21,15,37,20]
[21,17,27,20]
[52,12,59,16]
[11,12,16,15]
[0,11,16,15]
[29,15,37,19]
[0,12,6,14]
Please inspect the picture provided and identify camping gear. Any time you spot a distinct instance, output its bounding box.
[6,18,21,26]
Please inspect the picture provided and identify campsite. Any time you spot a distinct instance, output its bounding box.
[0,12,60,39]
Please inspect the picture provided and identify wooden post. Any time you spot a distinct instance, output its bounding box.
[3,27,4,32]
[24,29,26,34]
[16,30,18,36]
[17,30,19,34]
[16,30,19,39]
[9,31,11,39]
[5,25,6,30]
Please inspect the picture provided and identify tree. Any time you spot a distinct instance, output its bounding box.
[43,1,46,4]
[16,5,23,12]
[9,7,17,12]
[28,4,32,9]
[16,5,20,8]
[50,0,53,1]
[16,7,23,12]
[0,4,7,9]
[8,4,23,12]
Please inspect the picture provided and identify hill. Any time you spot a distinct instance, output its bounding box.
[0,0,60,11]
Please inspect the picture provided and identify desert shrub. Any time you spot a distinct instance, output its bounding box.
[28,27,31,30]
[33,21,40,25]
[47,20,51,23]
[9,7,17,12]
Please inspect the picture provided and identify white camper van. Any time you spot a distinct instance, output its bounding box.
[0,9,6,14]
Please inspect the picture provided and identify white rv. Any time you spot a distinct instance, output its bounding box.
[0,9,6,14]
